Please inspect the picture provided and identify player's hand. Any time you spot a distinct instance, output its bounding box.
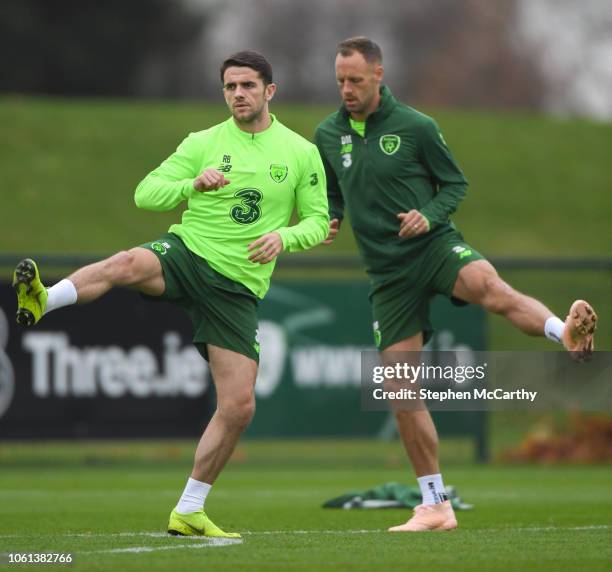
[193,168,231,192]
[323,218,340,245]
[248,232,284,264]
[397,210,430,238]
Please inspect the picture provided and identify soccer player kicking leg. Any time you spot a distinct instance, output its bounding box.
[386,256,597,533]
[451,259,597,360]
[13,49,330,538]
[13,248,252,537]
[315,36,598,533]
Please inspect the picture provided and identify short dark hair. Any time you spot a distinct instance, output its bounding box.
[220,51,273,85]
[337,36,383,64]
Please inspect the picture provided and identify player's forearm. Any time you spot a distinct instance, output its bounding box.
[276,213,330,253]
[134,174,195,212]
[419,183,467,228]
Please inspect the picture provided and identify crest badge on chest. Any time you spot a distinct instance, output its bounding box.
[270,163,288,183]
[379,134,401,155]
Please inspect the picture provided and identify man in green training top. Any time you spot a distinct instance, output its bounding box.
[315,37,598,532]
[13,51,329,538]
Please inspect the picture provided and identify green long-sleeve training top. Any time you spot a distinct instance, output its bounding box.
[315,86,468,283]
[135,115,329,298]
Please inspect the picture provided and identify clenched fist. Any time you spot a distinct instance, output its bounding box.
[193,168,231,192]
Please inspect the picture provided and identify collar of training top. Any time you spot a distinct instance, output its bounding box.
[227,112,278,139]
[336,85,397,129]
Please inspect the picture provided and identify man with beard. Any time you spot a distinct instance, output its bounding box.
[13,51,329,538]
[315,37,597,532]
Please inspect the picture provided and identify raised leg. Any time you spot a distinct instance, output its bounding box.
[452,259,597,359]
[68,247,165,302]
[452,260,553,336]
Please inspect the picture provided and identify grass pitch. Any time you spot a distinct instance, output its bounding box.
[0,440,610,571]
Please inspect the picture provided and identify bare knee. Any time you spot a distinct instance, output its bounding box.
[479,275,517,315]
[104,251,138,285]
[394,410,417,440]
[394,410,438,441]
[217,392,256,430]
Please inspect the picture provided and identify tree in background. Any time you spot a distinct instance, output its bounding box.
[394,0,545,110]
[0,0,204,97]
[2,0,610,119]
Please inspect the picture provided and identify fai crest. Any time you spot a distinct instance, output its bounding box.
[379,134,401,155]
[151,241,170,255]
[270,163,288,183]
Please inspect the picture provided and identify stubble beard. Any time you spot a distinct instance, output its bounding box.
[233,103,264,125]
[345,84,379,117]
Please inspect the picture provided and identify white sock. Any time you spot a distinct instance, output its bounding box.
[44,279,78,315]
[417,473,448,505]
[544,316,565,344]
[175,477,212,514]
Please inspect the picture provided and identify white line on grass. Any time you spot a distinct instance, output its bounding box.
[486,525,611,533]
[0,532,192,539]
[241,525,611,535]
[243,529,383,535]
[0,530,383,540]
[0,524,608,541]
[81,538,243,554]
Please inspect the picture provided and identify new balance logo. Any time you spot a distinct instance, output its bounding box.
[452,245,472,259]
[218,154,233,173]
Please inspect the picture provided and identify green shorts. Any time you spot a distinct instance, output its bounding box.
[140,233,260,363]
[370,229,484,350]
